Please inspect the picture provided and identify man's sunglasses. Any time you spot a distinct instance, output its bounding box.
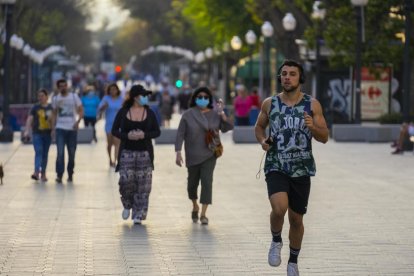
[196,95,209,100]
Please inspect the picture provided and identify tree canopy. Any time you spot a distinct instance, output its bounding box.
[3,0,410,69]
[9,0,94,61]
[115,0,412,69]
[305,0,409,68]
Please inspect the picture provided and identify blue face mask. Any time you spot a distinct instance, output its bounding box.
[195,97,209,108]
[138,95,149,106]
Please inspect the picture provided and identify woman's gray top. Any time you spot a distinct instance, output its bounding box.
[175,107,234,167]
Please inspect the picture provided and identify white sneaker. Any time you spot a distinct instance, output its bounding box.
[133,217,141,224]
[122,209,130,220]
[268,241,283,267]
[287,262,300,276]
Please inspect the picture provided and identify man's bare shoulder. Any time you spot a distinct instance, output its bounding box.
[261,97,272,109]
[309,97,323,109]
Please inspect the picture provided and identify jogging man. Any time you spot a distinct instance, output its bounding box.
[255,59,329,276]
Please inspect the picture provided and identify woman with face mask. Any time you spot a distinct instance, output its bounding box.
[175,86,233,225]
[111,84,161,224]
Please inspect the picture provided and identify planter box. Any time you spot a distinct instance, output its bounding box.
[20,127,94,144]
[155,128,177,144]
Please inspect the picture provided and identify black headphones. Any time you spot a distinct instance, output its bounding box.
[277,60,306,84]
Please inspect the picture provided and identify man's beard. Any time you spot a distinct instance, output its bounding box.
[283,83,299,93]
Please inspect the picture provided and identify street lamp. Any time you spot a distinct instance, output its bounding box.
[230,36,242,99]
[0,0,16,142]
[312,1,326,102]
[205,47,214,85]
[402,0,412,122]
[261,21,274,98]
[222,42,231,104]
[230,35,242,51]
[22,44,34,102]
[282,13,297,59]
[351,0,368,124]
[245,30,257,90]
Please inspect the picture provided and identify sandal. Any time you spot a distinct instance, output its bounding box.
[31,173,39,181]
[200,216,209,225]
[191,210,199,223]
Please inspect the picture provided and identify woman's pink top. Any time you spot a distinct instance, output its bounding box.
[234,96,252,117]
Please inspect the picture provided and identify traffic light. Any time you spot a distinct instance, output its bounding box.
[175,79,183,88]
[115,65,123,80]
[115,65,122,73]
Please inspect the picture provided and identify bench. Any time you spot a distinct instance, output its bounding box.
[20,127,94,144]
[232,126,258,144]
[332,124,400,142]
[154,128,177,144]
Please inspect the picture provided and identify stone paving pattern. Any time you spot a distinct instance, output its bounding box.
[0,120,413,275]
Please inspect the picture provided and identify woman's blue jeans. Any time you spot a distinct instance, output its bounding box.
[32,133,52,174]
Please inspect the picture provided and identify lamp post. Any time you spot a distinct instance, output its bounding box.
[312,1,326,102]
[282,13,297,59]
[10,34,25,103]
[230,36,242,67]
[261,21,274,98]
[230,35,242,91]
[0,0,16,142]
[222,42,230,104]
[351,0,368,124]
[245,30,257,91]
[205,47,213,86]
[194,51,205,85]
[402,0,412,122]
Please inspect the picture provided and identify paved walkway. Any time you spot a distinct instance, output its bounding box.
[0,120,413,275]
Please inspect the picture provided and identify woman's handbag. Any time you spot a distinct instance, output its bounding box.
[205,129,223,158]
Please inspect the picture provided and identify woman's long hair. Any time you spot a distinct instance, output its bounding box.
[106,83,121,96]
[122,92,135,109]
[189,86,214,109]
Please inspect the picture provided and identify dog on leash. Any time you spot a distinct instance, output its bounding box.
[0,163,3,185]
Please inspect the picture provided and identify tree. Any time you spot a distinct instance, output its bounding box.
[181,0,254,47]
[112,18,150,63]
[304,0,408,68]
[177,0,412,69]
[11,0,94,61]
[116,0,197,49]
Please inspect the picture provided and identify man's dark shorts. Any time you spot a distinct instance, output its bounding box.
[265,171,311,214]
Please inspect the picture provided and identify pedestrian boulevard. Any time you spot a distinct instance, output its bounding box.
[0,121,413,275]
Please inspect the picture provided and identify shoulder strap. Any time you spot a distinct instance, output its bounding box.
[269,95,280,118]
[268,95,280,138]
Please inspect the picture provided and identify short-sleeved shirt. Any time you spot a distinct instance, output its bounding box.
[98,95,123,133]
[30,104,53,134]
[81,94,100,118]
[52,93,82,130]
